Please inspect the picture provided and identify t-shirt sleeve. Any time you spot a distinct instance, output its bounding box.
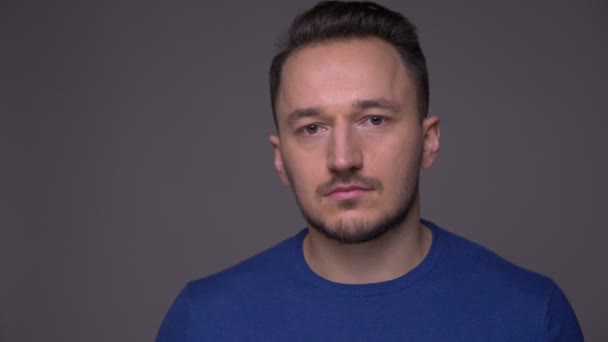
[156,285,191,342]
[545,283,584,342]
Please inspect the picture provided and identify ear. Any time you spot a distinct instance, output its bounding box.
[420,115,440,169]
[269,134,291,186]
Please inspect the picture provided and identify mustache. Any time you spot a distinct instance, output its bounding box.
[316,173,383,196]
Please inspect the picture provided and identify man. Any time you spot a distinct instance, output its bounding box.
[157,1,583,341]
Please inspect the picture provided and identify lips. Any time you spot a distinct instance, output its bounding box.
[326,185,372,200]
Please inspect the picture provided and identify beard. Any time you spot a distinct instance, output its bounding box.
[286,167,420,245]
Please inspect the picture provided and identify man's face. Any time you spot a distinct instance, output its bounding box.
[270,38,439,244]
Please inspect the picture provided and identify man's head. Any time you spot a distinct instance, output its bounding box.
[269,1,440,244]
[270,0,430,129]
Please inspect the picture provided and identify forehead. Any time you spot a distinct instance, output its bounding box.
[276,37,416,117]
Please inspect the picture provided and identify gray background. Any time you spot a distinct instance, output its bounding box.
[2,0,607,341]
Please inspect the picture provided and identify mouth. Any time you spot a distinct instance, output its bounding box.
[326,185,373,200]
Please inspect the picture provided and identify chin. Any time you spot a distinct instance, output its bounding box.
[302,196,414,244]
[306,212,402,245]
[315,222,393,244]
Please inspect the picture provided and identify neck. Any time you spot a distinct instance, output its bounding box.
[302,202,432,285]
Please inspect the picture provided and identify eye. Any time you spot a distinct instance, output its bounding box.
[298,124,324,136]
[366,115,386,126]
[306,124,319,134]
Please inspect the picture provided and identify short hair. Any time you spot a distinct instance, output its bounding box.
[269,1,429,131]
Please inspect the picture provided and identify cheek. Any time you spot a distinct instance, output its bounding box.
[367,134,422,171]
[282,149,325,196]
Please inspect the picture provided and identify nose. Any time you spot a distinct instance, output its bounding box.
[327,124,363,173]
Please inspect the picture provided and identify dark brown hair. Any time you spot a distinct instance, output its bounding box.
[269,1,429,130]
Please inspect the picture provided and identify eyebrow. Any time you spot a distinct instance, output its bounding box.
[353,98,401,112]
[286,107,322,128]
[285,97,401,128]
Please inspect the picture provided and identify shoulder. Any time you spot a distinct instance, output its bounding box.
[426,220,583,340]
[156,231,305,341]
[186,229,305,300]
[428,220,556,305]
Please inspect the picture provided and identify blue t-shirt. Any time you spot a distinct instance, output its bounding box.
[157,220,583,341]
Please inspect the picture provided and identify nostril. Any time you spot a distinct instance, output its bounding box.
[327,151,364,173]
